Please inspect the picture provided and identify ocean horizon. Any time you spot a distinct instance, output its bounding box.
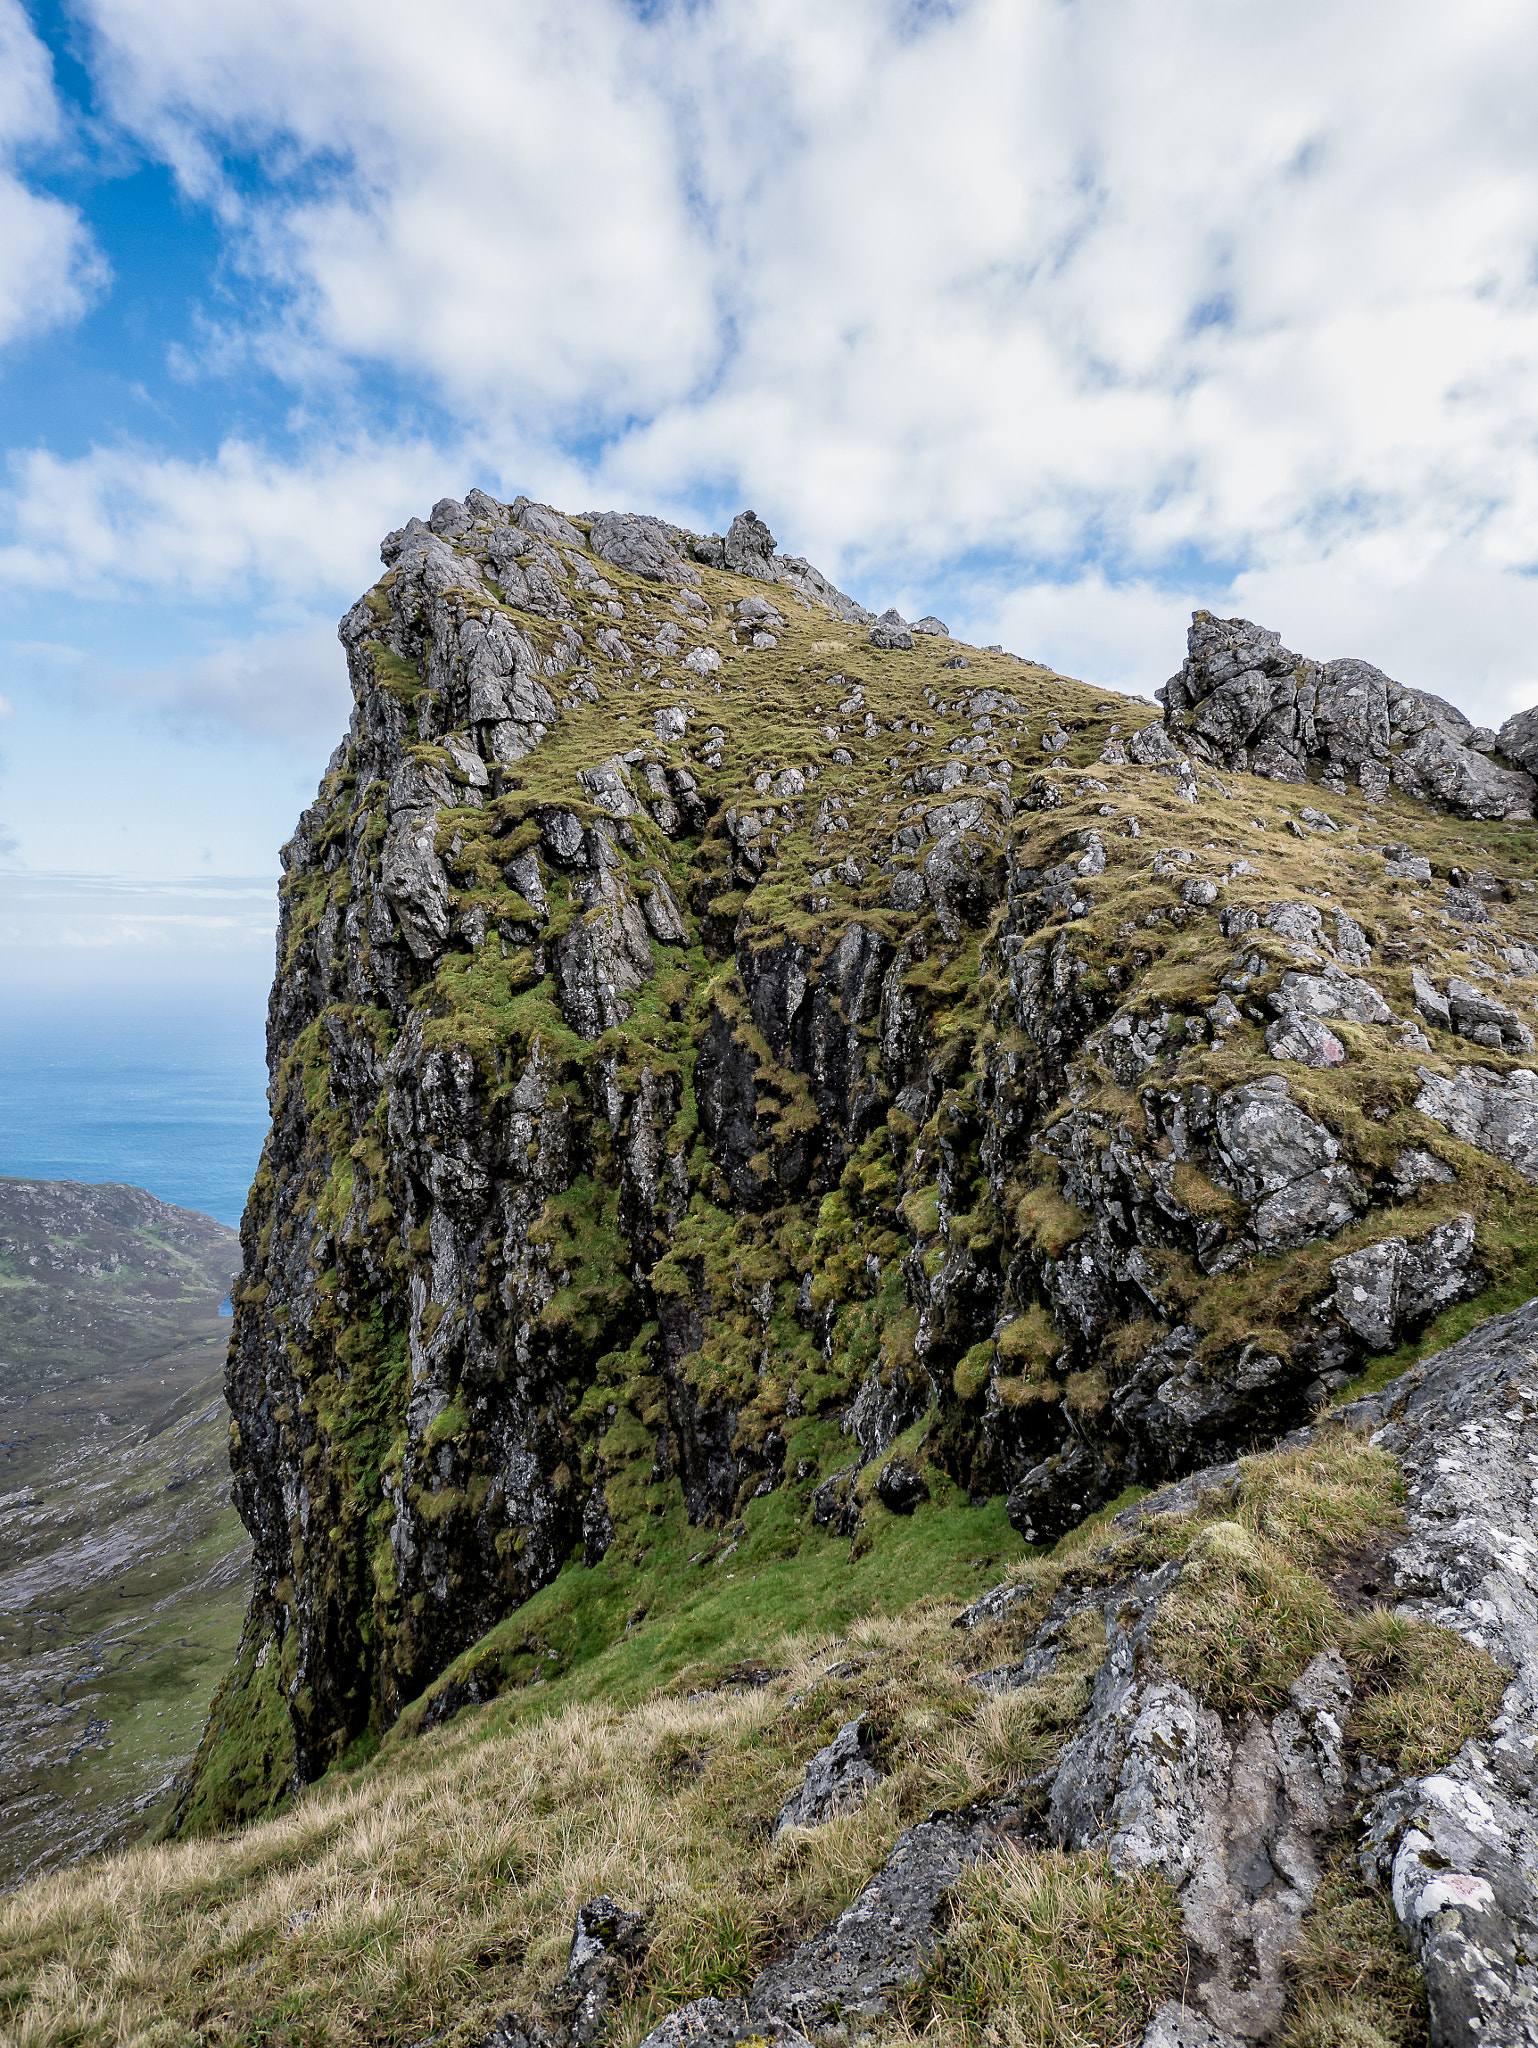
[0,1008,270,1232]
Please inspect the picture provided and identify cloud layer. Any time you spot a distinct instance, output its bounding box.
[8,0,1538,720]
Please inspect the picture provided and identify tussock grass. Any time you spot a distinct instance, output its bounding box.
[895,1846,1186,2048]
[0,1423,1514,2048]
[1279,1852,1429,2048]
[0,1607,1106,2048]
[1342,1606,1509,1777]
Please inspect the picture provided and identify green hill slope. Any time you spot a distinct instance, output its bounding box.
[0,1180,248,1886]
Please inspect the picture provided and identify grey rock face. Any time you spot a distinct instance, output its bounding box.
[1139,2005,1240,2048]
[1412,964,1453,1030]
[748,1811,1005,2026]
[1006,1438,1110,1542]
[565,1895,648,2043]
[870,609,914,652]
[772,1716,881,1833]
[514,498,586,548]
[1330,1214,1481,1350]
[1262,1013,1345,1066]
[1162,610,1536,818]
[772,553,872,625]
[875,1455,928,1513]
[1212,1080,1363,1247]
[1268,965,1393,1026]
[554,859,655,1040]
[1341,1298,1538,2047]
[911,616,949,636]
[1414,1064,1538,1181]
[1393,712,1536,819]
[1445,975,1535,1053]
[1129,723,1182,765]
[1043,1553,1354,2043]
[588,511,702,585]
[1498,701,1538,776]
[723,510,778,582]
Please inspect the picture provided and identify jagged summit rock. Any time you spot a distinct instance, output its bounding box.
[185,495,1538,1911]
[1164,609,1536,818]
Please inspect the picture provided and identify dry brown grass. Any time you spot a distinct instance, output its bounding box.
[0,1605,1108,2048]
[0,1431,1511,2048]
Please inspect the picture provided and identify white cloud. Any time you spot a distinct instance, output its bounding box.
[103,619,352,745]
[0,0,108,348]
[0,435,444,601]
[8,0,1538,731]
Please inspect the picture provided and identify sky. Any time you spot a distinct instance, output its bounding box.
[5,0,1538,1017]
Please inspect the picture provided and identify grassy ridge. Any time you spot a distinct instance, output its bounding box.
[0,1422,1503,2048]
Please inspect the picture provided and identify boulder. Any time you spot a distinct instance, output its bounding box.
[1445,975,1535,1053]
[911,616,949,636]
[1129,723,1183,765]
[875,1456,929,1513]
[1497,701,1538,776]
[723,510,778,581]
[1262,1015,1345,1067]
[870,609,914,652]
[588,511,701,585]
[772,1717,882,1833]
[1331,1215,1480,1350]
[1413,1065,1538,1181]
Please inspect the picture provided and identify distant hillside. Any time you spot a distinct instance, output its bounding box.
[0,1178,249,1886]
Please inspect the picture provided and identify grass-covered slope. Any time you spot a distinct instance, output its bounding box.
[0,1418,1504,2048]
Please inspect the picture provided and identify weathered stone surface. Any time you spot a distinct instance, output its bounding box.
[1162,610,1537,817]
[870,608,914,651]
[773,553,872,624]
[1263,1013,1345,1066]
[1330,1214,1480,1350]
[874,1455,929,1513]
[723,510,778,582]
[589,511,702,585]
[1445,975,1535,1053]
[1414,1064,1538,1181]
[1045,1549,1354,2042]
[1412,965,1453,1030]
[1268,965,1393,1026]
[772,1716,881,1833]
[1498,701,1538,776]
[564,1896,648,2043]
[747,1812,1005,2025]
[1340,1300,1538,2047]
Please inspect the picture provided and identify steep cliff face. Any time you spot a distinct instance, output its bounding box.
[183,501,1538,1823]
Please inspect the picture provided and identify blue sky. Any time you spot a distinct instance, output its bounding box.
[4,0,1538,1014]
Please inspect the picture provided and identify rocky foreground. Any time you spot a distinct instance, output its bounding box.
[145,493,1538,2041]
[582,1301,1537,2048]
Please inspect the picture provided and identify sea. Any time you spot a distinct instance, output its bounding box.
[0,1008,270,1232]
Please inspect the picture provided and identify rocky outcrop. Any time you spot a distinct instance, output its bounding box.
[634,1298,1538,2048]
[1343,1299,1538,2048]
[190,494,1538,1846]
[1163,611,1536,818]
[772,1715,882,1833]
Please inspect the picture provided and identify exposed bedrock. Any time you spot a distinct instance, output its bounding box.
[191,504,1538,1851]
